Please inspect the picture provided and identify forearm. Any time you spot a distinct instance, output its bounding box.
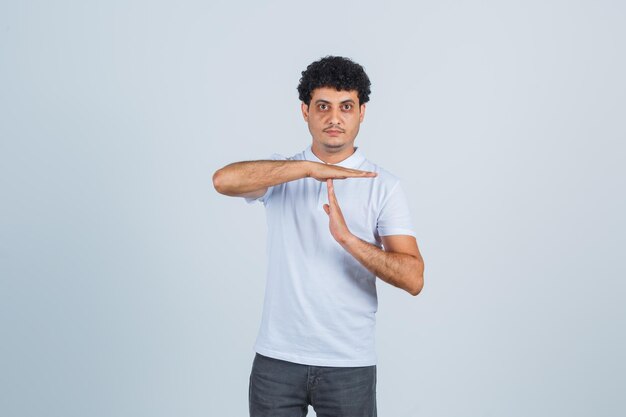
[340,235,424,296]
[213,160,312,195]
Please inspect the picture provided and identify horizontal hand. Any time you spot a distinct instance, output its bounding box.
[309,162,377,182]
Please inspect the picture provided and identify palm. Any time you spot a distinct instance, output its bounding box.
[322,179,351,243]
[309,163,377,182]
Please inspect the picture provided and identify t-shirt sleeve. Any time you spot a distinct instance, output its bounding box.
[244,153,287,205]
[376,180,417,237]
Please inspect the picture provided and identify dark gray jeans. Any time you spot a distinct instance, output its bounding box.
[249,353,377,417]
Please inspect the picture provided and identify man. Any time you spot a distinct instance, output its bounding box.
[213,56,424,417]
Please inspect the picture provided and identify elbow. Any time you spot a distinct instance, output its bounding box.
[212,169,227,194]
[408,260,425,296]
[409,276,423,296]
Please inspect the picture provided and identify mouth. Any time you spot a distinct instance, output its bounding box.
[324,129,344,136]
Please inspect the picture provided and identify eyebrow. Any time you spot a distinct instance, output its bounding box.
[314,99,356,105]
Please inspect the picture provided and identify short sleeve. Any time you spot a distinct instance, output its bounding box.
[376,181,417,237]
[244,153,287,205]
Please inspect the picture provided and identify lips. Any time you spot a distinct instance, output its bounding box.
[325,129,343,136]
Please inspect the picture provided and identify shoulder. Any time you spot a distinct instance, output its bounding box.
[268,150,306,161]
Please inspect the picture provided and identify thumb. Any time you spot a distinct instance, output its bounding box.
[323,204,330,215]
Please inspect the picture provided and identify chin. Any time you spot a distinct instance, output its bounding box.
[325,142,344,149]
[320,137,347,147]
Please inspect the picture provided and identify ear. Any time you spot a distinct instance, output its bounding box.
[359,104,366,123]
[301,102,310,122]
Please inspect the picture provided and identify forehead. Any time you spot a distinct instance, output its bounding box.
[310,86,359,103]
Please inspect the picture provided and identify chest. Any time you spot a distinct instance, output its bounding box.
[269,178,382,243]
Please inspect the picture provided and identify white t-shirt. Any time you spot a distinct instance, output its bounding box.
[245,145,416,366]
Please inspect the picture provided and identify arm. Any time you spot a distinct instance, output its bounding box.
[322,179,424,296]
[212,160,312,197]
[212,159,378,198]
[341,234,424,296]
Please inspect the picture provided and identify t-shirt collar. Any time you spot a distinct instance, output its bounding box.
[304,144,365,169]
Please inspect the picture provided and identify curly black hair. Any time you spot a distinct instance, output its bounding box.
[297,56,371,106]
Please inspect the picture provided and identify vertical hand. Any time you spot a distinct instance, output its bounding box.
[322,179,353,244]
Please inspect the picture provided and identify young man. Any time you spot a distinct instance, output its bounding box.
[213,56,424,417]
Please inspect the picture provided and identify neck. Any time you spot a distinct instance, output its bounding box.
[311,142,356,165]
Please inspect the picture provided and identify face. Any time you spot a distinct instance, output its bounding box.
[301,87,366,153]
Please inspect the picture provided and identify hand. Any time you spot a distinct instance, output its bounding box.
[308,161,377,182]
[322,179,354,244]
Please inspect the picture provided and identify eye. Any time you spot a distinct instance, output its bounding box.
[342,104,353,111]
[318,103,328,111]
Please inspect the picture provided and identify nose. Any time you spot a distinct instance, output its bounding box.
[328,107,341,126]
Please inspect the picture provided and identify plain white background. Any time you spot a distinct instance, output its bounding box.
[1,1,624,416]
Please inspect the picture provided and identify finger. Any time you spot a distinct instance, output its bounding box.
[323,204,330,215]
[343,169,377,178]
[326,179,336,205]
[327,180,341,212]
